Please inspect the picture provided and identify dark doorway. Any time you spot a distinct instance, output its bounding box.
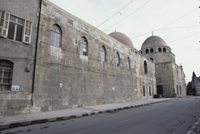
[157,85,163,96]
[176,85,179,95]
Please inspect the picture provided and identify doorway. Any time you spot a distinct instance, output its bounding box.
[157,85,163,96]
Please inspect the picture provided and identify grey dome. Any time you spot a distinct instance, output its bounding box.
[141,36,167,49]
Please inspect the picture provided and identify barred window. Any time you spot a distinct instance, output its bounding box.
[80,37,88,56]
[50,24,62,47]
[116,52,120,66]
[0,60,13,91]
[101,46,106,62]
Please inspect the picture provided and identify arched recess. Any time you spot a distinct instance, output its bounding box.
[80,37,88,56]
[145,49,149,54]
[163,48,166,52]
[158,47,162,52]
[101,45,106,62]
[50,24,62,47]
[127,57,130,69]
[150,48,154,53]
[144,60,148,74]
[116,52,120,66]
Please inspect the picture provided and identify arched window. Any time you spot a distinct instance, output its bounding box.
[0,60,13,90]
[163,48,166,52]
[143,85,145,96]
[149,86,151,96]
[50,24,62,47]
[127,57,130,69]
[101,46,106,62]
[145,49,149,54]
[150,48,154,53]
[80,37,88,56]
[116,52,120,66]
[158,47,162,52]
[144,60,148,74]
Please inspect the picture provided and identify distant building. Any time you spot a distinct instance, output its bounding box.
[191,72,200,96]
[0,0,186,116]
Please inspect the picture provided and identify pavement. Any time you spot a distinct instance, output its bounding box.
[0,97,199,134]
[186,117,200,134]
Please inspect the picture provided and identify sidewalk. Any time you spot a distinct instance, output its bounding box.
[187,118,200,134]
[0,98,176,130]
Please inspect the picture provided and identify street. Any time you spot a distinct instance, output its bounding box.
[1,96,200,134]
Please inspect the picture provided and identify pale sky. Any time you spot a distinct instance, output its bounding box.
[49,0,200,83]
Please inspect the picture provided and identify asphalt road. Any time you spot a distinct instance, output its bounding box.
[1,96,200,134]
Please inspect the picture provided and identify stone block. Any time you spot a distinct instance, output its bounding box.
[30,107,41,113]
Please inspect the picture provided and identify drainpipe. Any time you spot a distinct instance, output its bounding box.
[31,0,42,106]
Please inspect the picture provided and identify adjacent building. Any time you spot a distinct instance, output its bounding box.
[139,36,186,97]
[191,72,200,96]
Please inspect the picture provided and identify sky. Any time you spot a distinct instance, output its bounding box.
[49,0,200,83]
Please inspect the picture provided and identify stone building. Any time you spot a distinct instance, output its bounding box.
[0,0,185,116]
[139,36,186,97]
[191,72,200,96]
[0,0,39,116]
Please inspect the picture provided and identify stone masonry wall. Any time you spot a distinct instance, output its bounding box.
[32,0,156,112]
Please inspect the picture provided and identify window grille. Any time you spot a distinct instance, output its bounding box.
[50,24,62,47]
[0,60,13,91]
[80,37,88,56]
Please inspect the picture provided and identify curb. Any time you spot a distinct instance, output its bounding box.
[0,99,174,130]
[186,118,200,134]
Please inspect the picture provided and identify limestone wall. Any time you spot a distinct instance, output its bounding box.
[32,0,156,112]
[173,64,186,96]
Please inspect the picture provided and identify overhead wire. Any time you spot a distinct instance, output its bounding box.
[103,0,152,31]
[93,0,134,31]
[167,32,200,44]
[130,7,198,39]
[38,0,136,61]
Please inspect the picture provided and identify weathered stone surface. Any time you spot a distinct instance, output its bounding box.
[32,0,156,112]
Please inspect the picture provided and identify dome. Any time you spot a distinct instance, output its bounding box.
[109,32,134,48]
[141,36,167,49]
